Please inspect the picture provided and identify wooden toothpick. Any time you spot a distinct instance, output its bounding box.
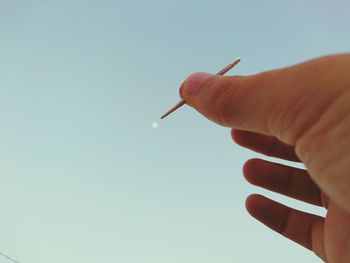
[160,58,241,120]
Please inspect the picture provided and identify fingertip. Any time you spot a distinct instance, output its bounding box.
[245,194,283,230]
[231,129,257,148]
[242,159,254,181]
[245,194,259,209]
[179,80,185,99]
[180,73,248,127]
[179,72,213,100]
[231,128,241,142]
[245,194,266,218]
[242,158,264,185]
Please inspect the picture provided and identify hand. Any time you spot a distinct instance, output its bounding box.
[179,54,350,263]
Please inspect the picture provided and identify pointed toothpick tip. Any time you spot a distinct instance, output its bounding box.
[232,57,241,65]
[160,99,186,120]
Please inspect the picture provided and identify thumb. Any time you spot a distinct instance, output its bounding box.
[179,56,346,146]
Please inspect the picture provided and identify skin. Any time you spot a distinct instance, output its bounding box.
[179,54,350,263]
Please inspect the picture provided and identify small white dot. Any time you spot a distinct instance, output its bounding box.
[152,122,159,129]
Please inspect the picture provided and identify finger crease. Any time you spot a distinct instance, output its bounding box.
[280,208,292,237]
[267,137,278,156]
[282,167,294,197]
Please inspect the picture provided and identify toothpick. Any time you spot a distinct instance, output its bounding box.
[160,58,241,120]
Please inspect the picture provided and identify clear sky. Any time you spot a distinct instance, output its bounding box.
[0,1,349,262]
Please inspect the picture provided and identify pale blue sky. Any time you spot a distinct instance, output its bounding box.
[0,1,350,262]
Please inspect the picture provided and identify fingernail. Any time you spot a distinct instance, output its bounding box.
[184,72,213,97]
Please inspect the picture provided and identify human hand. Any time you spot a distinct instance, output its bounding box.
[179,54,350,263]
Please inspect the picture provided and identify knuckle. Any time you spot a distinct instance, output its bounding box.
[209,76,246,126]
